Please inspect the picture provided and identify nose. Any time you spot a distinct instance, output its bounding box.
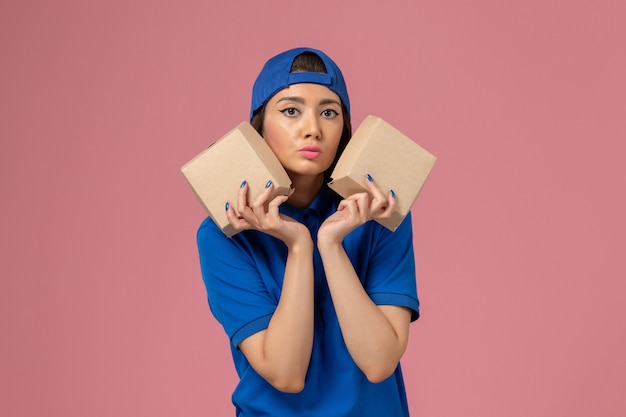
[302,112,321,140]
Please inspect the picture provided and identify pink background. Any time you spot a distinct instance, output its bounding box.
[1,1,625,416]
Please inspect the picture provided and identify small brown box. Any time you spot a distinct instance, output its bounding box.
[328,115,437,231]
[181,122,292,236]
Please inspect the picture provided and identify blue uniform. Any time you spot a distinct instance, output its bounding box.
[197,186,419,417]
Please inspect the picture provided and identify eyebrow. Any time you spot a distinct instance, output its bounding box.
[276,96,342,107]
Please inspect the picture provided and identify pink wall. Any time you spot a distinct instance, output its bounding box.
[1,1,624,416]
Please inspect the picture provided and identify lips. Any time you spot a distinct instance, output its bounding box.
[299,145,322,160]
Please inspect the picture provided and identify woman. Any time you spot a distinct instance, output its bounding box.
[197,47,419,416]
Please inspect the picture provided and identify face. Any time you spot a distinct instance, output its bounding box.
[262,83,344,182]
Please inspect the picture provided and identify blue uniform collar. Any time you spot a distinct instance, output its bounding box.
[280,185,337,223]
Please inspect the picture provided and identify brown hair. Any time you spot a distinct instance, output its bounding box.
[251,52,352,180]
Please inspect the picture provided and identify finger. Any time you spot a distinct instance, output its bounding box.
[342,197,361,221]
[337,198,350,212]
[342,193,370,222]
[225,200,251,231]
[250,180,275,224]
[344,192,368,203]
[251,180,274,209]
[364,173,387,200]
[353,193,371,221]
[377,189,397,219]
[364,173,389,215]
[236,180,250,217]
[267,193,289,217]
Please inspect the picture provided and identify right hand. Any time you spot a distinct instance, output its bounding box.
[225,180,311,247]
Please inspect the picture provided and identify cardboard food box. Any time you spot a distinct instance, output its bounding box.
[181,122,292,236]
[328,115,437,231]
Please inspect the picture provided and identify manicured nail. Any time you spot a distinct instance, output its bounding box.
[225,202,230,210]
[390,189,396,199]
[265,180,272,188]
[366,173,374,182]
[240,180,247,188]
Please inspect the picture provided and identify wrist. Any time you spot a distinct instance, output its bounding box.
[316,237,343,255]
[288,235,314,255]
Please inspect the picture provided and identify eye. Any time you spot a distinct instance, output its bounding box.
[321,109,339,118]
[280,108,300,117]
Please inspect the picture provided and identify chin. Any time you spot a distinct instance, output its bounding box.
[286,166,328,179]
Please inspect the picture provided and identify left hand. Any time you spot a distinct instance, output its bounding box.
[318,174,396,245]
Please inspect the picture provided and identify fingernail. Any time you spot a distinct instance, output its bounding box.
[390,189,396,199]
[265,180,272,188]
[240,180,247,188]
[366,173,374,182]
[225,202,230,210]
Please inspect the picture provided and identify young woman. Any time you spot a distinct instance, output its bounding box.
[197,47,419,417]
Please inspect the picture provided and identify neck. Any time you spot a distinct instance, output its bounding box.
[286,173,324,209]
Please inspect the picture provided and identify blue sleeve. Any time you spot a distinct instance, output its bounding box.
[196,218,276,348]
[363,212,420,321]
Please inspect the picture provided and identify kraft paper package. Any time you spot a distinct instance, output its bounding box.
[181,122,292,236]
[328,115,437,231]
[182,116,435,235]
